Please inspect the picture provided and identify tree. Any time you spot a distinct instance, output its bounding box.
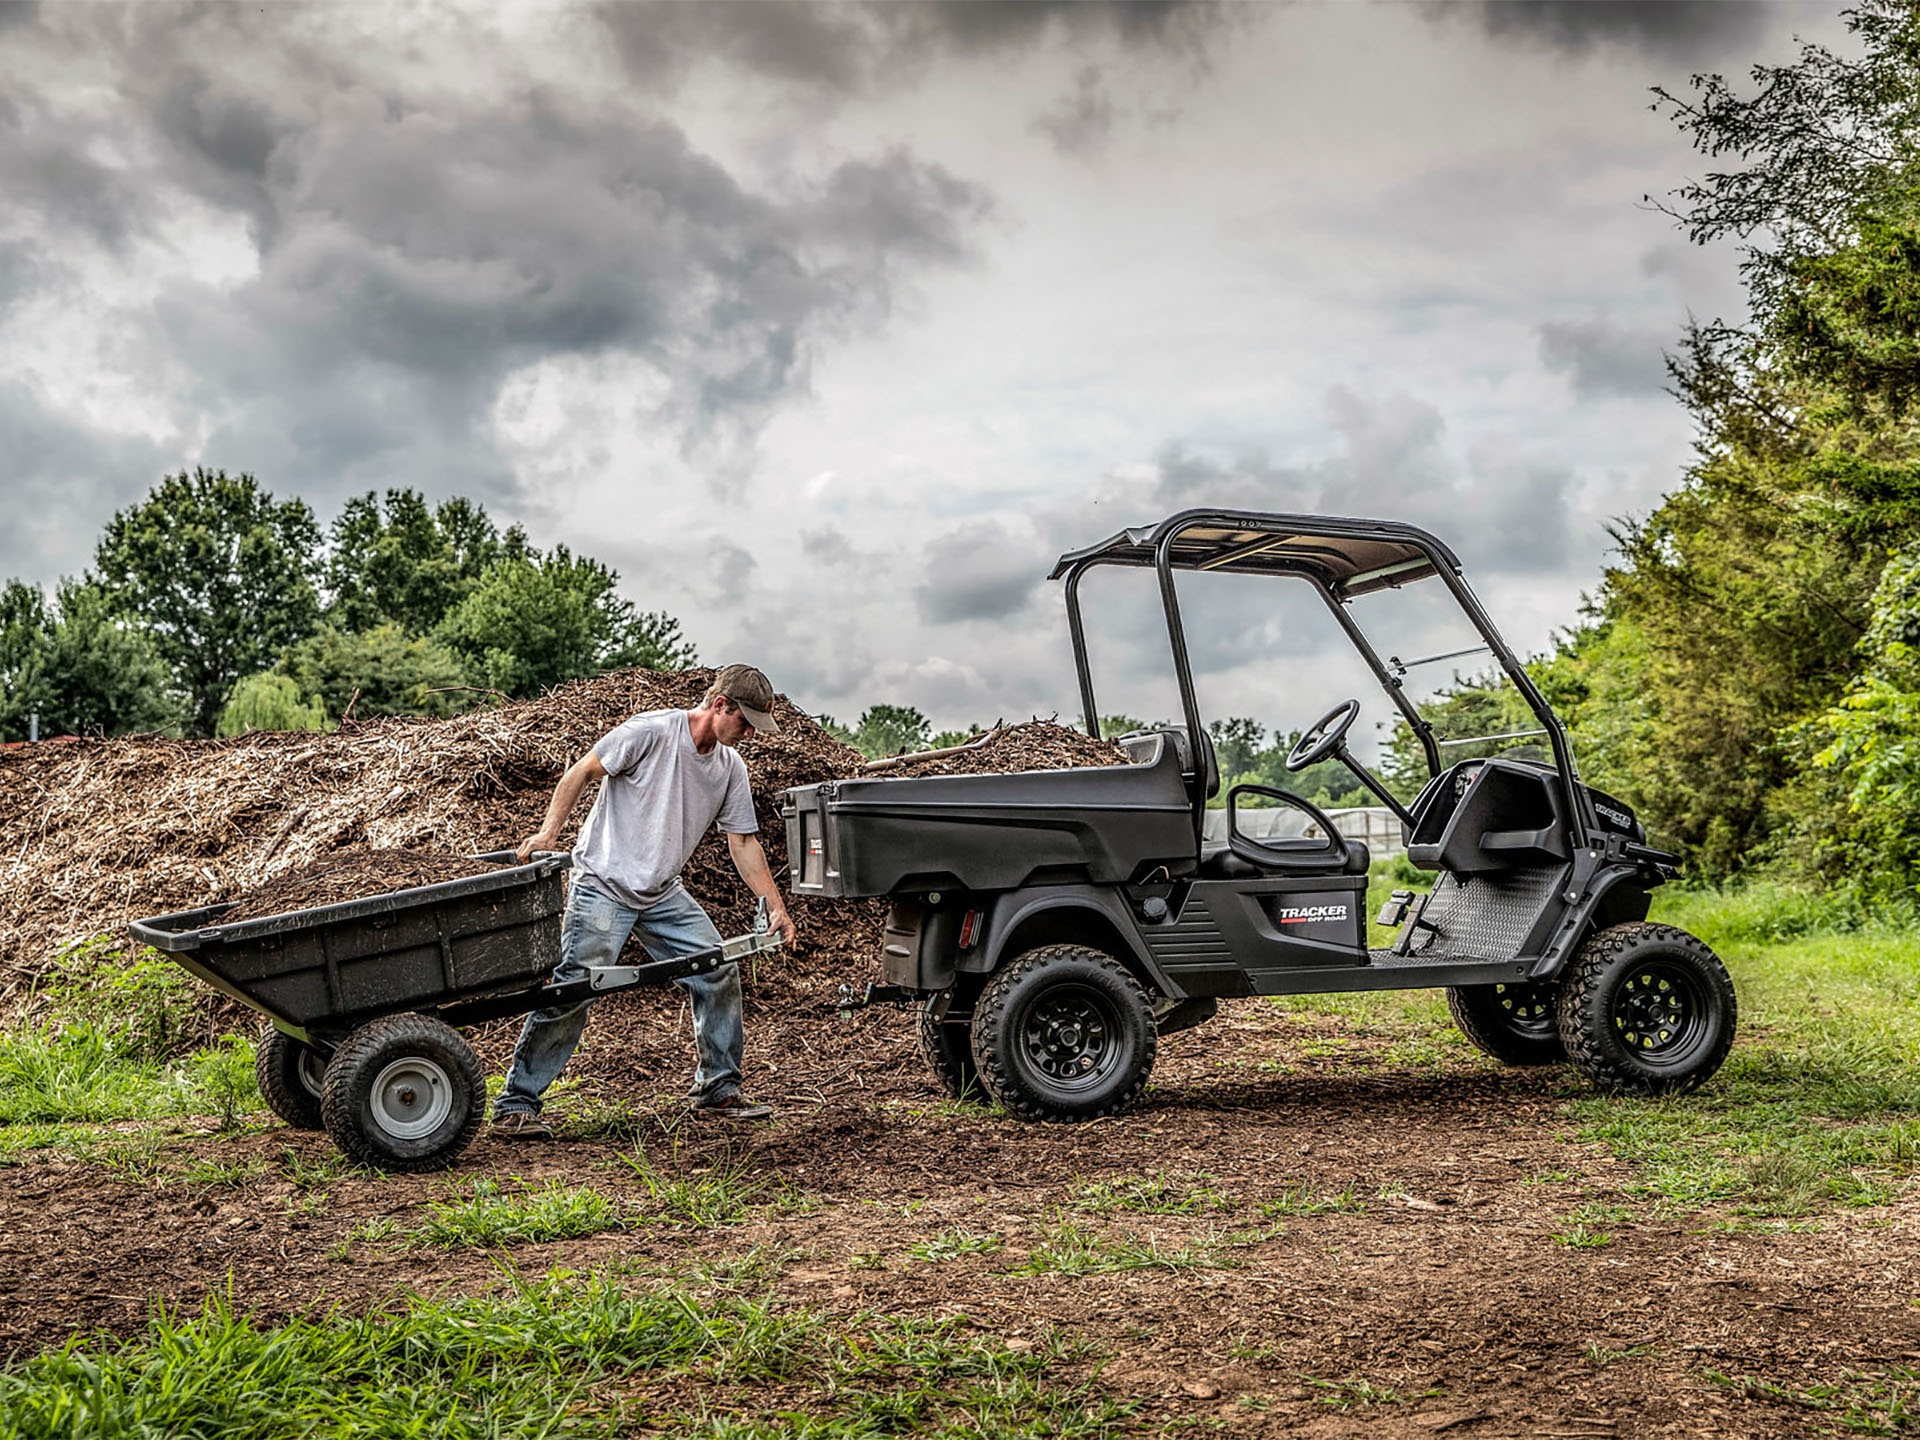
[1795,545,1920,902]
[1207,716,1265,778]
[324,489,530,634]
[437,547,697,697]
[1652,1,1920,332]
[275,623,478,721]
[94,470,322,737]
[218,673,329,737]
[851,704,931,759]
[929,725,986,750]
[0,578,180,741]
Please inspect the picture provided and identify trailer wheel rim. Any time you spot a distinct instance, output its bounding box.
[1019,985,1123,1092]
[1609,962,1710,1070]
[296,1050,326,1099]
[369,1056,454,1139]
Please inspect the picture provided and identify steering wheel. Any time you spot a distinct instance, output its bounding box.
[1287,699,1362,771]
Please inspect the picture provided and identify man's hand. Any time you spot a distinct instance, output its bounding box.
[765,902,797,946]
[516,829,559,863]
[727,831,796,946]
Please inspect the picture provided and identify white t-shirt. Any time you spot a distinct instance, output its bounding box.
[571,709,758,910]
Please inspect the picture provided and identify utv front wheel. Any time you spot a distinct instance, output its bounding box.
[1447,982,1566,1066]
[917,995,982,1100]
[1558,923,1736,1096]
[970,945,1156,1122]
[320,1013,485,1172]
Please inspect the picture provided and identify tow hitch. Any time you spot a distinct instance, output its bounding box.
[835,982,917,1016]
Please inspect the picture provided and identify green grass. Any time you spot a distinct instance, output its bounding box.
[0,1026,260,1126]
[1549,1222,1614,1249]
[906,1229,1004,1262]
[1306,1375,1432,1409]
[1561,884,1920,1216]
[1067,1171,1233,1215]
[1259,1183,1367,1217]
[417,1179,629,1249]
[1704,1365,1920,1435]
[0,1276,1132,1440]
[619,1148,778,1227]
[1013,1216,1234,1276]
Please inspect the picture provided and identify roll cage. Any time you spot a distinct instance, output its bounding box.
[1048,508,1598,850]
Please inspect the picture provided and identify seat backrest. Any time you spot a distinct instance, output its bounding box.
[1157,726,1219,799]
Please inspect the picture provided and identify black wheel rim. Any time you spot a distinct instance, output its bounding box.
[1016,984,1124,1094]
[1493,982,1557,1041]
[1609,961,1712,1072]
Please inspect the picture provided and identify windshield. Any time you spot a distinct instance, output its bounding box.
[1340,581,1556,791]
[1065,557,1564,813]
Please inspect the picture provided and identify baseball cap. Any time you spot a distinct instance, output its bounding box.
[714,663,781,735]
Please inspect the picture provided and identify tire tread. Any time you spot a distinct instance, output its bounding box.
[1557,921,1736,1095]
[971,944,1156,1123]
[255,1024,326,1130]
[1446,983,1567,1066]
[917,999,981,1100]
[319,1012,484,1172]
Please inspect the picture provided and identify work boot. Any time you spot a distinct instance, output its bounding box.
[492,1111,554,1140]
[692,1094,773,1122]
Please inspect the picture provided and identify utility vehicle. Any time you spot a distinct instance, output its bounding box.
[783,509,1735,1121]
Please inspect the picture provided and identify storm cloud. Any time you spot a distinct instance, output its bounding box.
[912,518,1051,624]
[1538,318,1672,400]
[0,3,998,572]
[595,1,1225,96]
[1448,1,1774,61]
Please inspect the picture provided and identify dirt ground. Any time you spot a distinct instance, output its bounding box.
[3,992,1913,1438]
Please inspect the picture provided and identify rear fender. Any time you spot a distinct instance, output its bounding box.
[949,887,1175,1012]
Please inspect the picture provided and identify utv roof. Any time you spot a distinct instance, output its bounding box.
[1048,509,1461,598]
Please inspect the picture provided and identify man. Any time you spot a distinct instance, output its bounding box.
[493,664,798,1136]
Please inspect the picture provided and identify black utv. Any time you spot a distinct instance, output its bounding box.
[782,510,1735,1121]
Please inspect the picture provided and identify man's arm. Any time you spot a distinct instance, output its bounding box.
[516,750,608,861]
[725,831,797,945]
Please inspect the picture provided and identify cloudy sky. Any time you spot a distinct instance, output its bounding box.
[0,0,1852,745]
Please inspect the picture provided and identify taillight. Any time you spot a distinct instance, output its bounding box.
[958,909,982,949]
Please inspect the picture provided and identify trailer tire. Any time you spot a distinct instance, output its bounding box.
[1558,923,1736,1096]
[320,1013,484,1172]
[256,1024,328,1130]
[970,945,1156,1123]
[1446,982,1567,1066]
[917,995,982,1101]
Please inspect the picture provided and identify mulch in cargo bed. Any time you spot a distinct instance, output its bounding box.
[216,848,503,924]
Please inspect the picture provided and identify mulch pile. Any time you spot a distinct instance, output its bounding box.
[216,848,501,924]
[0,668,1128,1040]
[865,720,1126,779]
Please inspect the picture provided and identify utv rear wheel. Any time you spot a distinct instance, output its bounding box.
[1558,923,1736,1096]
[320,1013,484,1172]
[917,995,982,1100]
[256,1024,328,1130]
[1447,982,1567,1066]
[970,945,1156,1122]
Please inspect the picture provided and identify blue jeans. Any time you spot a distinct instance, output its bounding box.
[494,880,744,1116]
